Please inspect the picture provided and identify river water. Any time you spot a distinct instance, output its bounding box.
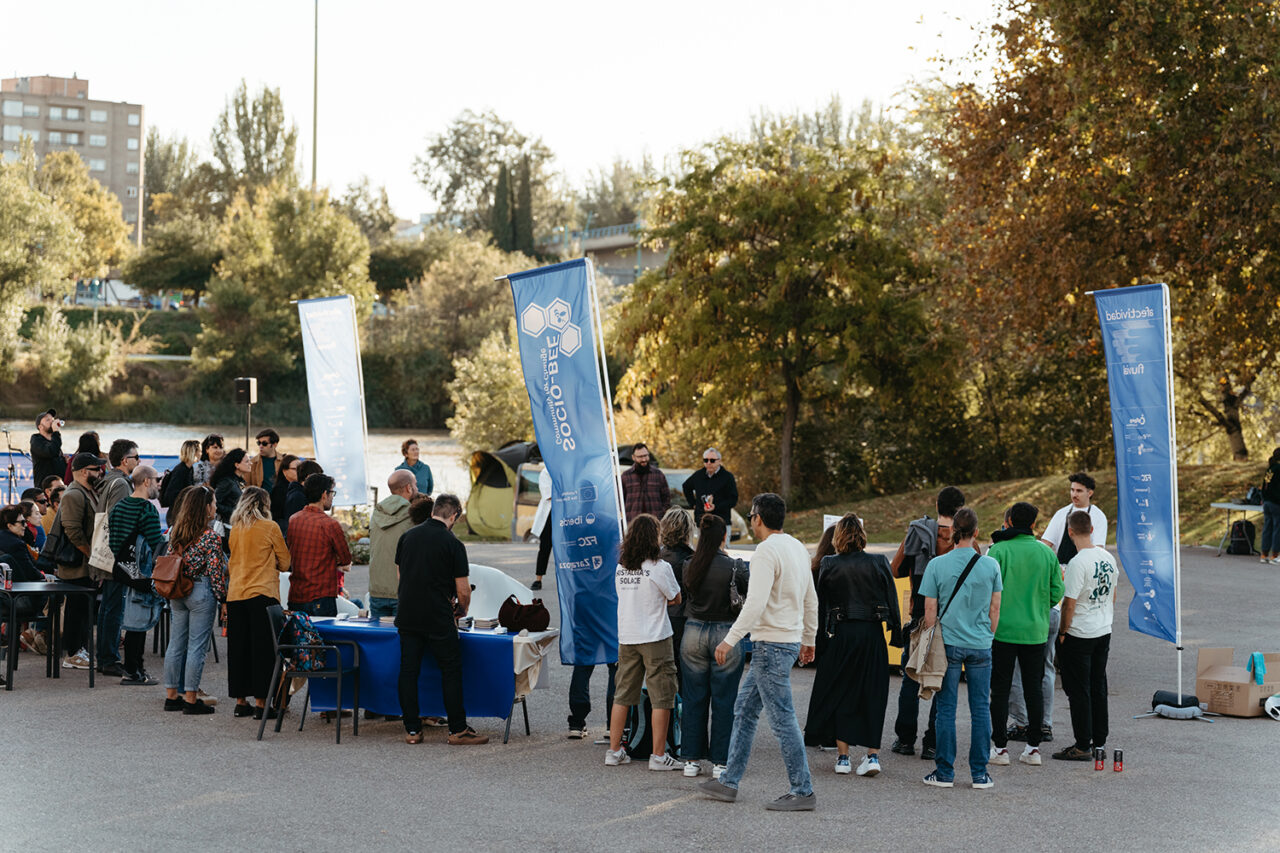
[1,420,471,501]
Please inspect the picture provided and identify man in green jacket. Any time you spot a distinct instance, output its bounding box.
[369,469,418,619]
[986,501,1063,767]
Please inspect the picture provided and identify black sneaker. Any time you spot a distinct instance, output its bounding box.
[1006,724,1029,742]
[531,578,543,591]
[183,699,215,715]
[890,739,915,756]
[234,704,255,718]
[1052,745,1091,761]
[98,662,126,677]
[920,745,937,761]
[1040,726,1054,743]
[121,670,158,686]
[253,706,278,721]
[163,697,185,712]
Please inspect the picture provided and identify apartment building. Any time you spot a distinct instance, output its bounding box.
[1,74,144,245]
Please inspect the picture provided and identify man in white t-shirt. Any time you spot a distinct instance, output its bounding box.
[1051,510,1118,762]
[1008,471,1108,743]
[606,515,683,771]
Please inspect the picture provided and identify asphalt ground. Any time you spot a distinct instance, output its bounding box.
[1,542,1277,852]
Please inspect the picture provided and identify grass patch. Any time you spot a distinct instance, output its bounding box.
[787,464,1262,546]
[20,305,204,356]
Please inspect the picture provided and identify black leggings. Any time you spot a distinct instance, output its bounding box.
[535,516,553,577]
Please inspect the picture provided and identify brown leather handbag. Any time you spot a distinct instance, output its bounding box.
[498,595,550,632]
[152,548,193,601]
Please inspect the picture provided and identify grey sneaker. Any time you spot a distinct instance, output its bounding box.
[698,778,738,802]
[765,793,816,811]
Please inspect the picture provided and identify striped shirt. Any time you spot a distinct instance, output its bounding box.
[108,496,165,555]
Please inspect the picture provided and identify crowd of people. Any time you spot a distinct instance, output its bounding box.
[597,462,1119,807]
[8,417,1124,802]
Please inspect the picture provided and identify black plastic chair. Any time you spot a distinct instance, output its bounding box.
[256,604,360,744]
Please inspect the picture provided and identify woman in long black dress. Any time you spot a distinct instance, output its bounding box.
[804,513,902,777]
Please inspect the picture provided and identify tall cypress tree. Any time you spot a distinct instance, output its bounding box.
[515,154,534,256]
[490,163,514,251]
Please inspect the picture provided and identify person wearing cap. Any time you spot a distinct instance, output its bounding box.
[30,410,66,491]
[56,452,106,670]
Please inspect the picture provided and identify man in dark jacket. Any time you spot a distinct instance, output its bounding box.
[56,453,105,670]
[888,485,965,760]
[682,448,738,530]
[30,410,66,490]
[620,443,670,524]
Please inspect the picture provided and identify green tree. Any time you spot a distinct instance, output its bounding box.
[38,150,132,278]
[577,156,656,227]
[490,163,514,251]
[337,177,398,247]
[619,122,933,499]
[122,211,222,305]
[446,321,533,454]
[194,184,373,382]
[0,142,79,375]
[209,80,299,207]
[413,109,562,234]
[143,129,198,228]
[515,155,534,256]
[367,239,438,299]
[938,0,1280,461]
[28,306,132,406]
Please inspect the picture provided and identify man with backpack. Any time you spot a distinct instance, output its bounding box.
[107,466,165,685]
[889,486,965,760]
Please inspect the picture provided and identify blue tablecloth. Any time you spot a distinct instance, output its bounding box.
[308,619,522,720]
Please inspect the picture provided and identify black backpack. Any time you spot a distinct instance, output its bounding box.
[158,467,174,508]
[1228,520,1256,555]
[623,689,681,759]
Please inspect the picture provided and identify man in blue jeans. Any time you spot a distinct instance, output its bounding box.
[698,493,818,811]
[919,507,1003,789]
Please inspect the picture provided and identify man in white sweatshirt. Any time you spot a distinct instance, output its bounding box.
[699,493,819,811]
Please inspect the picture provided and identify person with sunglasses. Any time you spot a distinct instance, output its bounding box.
[95,438,142,678]
[682,448,738,546]
[246,429,282,493]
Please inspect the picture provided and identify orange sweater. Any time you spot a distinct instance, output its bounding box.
[228,518,291,602]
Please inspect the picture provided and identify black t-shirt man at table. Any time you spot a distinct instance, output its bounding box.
[395,493,489,746]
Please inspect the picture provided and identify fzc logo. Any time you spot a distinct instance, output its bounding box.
[520,297,583,356]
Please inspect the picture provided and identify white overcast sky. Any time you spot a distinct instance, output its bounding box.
[3,0,999,219]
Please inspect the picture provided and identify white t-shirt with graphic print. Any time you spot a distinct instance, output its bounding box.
[616,558,680,645]
[1063,546,1118,639]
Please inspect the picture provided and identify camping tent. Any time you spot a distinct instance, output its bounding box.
[465,441,540,538]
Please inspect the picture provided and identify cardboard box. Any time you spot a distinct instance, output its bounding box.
[1195,648,1280,717]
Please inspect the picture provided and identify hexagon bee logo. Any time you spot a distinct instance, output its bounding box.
[547,298,572,330]
[520,303,548,336]
[559,322,583,356]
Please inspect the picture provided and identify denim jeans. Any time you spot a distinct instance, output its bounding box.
[934,644,993,783]
[679,619,744,765]
[720,641,812,796]
[163,577,217,692]
[1009,607,1059,728]
[1262,500,1280,555]
[96,579,126,666]
[568,663,617,729]
[290,598,337,618]
[369,596,398,619]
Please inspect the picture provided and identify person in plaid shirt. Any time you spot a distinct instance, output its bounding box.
[286,473,352,617]
[621,443,671,524]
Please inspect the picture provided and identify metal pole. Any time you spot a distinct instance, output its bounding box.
[311,0,318,194]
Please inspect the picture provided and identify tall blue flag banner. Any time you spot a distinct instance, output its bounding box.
[1093,283,1181,645]
[509,258,622,666]
[297,295,370,507]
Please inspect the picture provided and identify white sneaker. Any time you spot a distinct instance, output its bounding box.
[604,748,631,766]
[712,764,726,781]
[62,649,91,670]
[1019,746,1042,766]
[989,746,1011,766]
[835,755,852,774]
[683,760,702,777]
[856,755,881,777]
[567,727,587,739]
[649,753,682,771]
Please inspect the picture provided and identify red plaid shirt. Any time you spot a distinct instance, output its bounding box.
[285,505,352,604]
[621,464,671,523]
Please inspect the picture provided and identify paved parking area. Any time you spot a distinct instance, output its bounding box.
[1,543,1276,851]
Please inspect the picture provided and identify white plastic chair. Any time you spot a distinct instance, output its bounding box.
[467,563,534,620]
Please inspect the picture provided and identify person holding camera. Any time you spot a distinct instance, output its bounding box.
[30,410,66,491]
[804,513,902,778]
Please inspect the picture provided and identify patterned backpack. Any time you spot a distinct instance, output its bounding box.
[280,611,328,671]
